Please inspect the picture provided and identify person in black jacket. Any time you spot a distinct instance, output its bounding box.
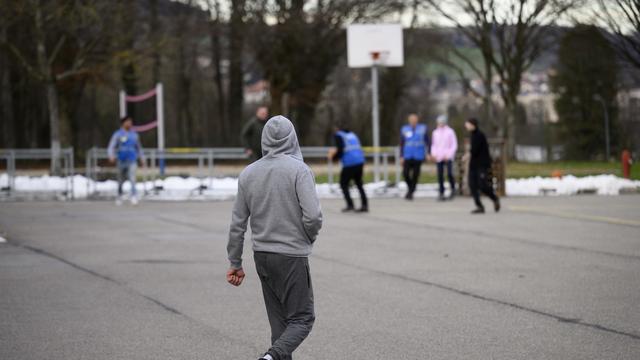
[241,106,269,162]
[465,118,500,214]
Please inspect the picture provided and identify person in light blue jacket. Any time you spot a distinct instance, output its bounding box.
[108,116,144,205]
[400,113,430,200]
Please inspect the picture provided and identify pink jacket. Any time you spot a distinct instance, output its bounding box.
[430,125,458,162]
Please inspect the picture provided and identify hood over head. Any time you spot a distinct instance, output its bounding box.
[261,115,303,161]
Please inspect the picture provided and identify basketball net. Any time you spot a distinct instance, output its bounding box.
[370,51,390,66]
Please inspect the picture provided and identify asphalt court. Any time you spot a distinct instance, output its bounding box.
[1,195,639,359]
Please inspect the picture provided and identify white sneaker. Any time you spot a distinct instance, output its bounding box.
[130,196,139,206]
[115,197,123,206]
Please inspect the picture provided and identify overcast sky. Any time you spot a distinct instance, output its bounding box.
[190,0,609,29]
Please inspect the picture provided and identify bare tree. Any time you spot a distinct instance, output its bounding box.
[0,22,14,148]
[422,1,497,129]
[0,0,112,173]
[173,0,197,145]
[424,0,579,155]
[246,0,404,143]
[117,0,139,118]
[205,0,229,143]
[596,0,640,71]
[149,0,162,84]
[228,0,247,139]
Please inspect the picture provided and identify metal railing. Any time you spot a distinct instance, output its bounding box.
[0,146,402,200]
[85,146,402,198]
[0,148,75,200]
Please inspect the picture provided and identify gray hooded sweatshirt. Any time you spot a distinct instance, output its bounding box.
[227,116,323,269]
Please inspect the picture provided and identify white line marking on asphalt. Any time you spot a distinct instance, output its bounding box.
[510,206,640,227]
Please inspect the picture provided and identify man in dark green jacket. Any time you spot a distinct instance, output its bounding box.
[241,106,269,161]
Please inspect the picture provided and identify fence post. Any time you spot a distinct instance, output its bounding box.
[150,150,158,193]
[85,148,92,198]
[208,150,213,189]
[7,150,16,196]
[328,157,334,191]
[93,147,98,196]
[382,152,389,187]
[11,150,16,195]
[69,148,75,200]
[141,152,148,196]
[198,154,204,194]
[394,146,401,188]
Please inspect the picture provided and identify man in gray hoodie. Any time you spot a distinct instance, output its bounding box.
[227,116,323,360]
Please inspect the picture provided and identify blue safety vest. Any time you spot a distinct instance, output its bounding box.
[337,130,365,167]
[113,129,140,162]
[401,124,427,160]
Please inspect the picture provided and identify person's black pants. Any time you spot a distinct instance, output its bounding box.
[468,166,497,209]
[254,252,315,360]
[340,164,368,209]
[402,159,422,195]
[437,160,455,196]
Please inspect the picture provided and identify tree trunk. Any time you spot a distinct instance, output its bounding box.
[175,1,194,146]
[149,0,161,84]
[380,67,405,146]
[504,98,518,159]
[227,0,246,135]
[34,0,61,173]
[482,59,495,133]
[208,0,227,144]
[120,0,137,118]
[0,26,15,148]
[269,84,284,116]
[45,81,62,174]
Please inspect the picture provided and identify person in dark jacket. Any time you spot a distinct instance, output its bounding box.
[465,118,500,214]
[241,106,269,161]
[329,125,368,212]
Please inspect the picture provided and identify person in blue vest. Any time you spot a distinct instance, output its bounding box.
[399,113,430,200]
[108,116,144,205]
[329,125,368,212]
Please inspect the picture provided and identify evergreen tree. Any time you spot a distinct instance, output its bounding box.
[551,25,618,160]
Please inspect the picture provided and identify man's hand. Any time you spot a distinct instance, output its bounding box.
[427,155,434,163]
[400,158,404,166]
[245,149,253,157]
[226,267,245,286]
[327,148,337,160]
[109,157,116,164]
[139,159,145,167]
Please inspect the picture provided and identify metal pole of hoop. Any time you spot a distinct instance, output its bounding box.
[156,83,166,176]
[371,51,382,183]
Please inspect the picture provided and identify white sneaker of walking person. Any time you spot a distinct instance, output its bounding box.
[130,196,139,206]
[115,196,124,206]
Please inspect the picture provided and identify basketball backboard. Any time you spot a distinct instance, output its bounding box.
[347,24,404,68]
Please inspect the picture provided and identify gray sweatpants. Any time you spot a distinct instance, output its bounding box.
[254,252,315,360]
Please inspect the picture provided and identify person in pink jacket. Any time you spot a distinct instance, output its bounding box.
[429,115,458,201]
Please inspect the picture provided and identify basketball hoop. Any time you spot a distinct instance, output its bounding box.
[347,23,404,183]
[347,24,403,68]
[370,51,390,66]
